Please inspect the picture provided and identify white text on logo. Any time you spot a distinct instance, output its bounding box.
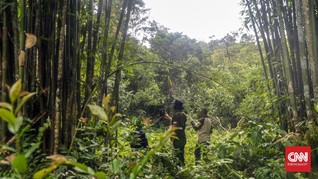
[287,152,308,162]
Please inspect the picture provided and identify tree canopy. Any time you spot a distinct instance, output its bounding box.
[1,0,318,178]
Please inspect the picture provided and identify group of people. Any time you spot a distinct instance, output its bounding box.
[130,99,213,166]
[163,99,212,166]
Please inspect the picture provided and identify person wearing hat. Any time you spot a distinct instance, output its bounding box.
[164,99,187,166]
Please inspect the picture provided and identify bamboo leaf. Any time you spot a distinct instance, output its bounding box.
[10,116,23,134]
[67,161,88,172]
[15,92,36,115]
[12,154,27,174]
[110,113,121,125]
[33,165,58,179]
[18,50,26,67]
[47,155,68,164]
[19,90,30,97]
[94,172,108,179]
[9,80,22,103]
[102,94,112,110]
[88,104,108,121]
[112,158,120,174]
[111,106,116,113]
[24,143,40,158]
[0,108,16,125]
[110,120,122,134]
[67,161,95,175]
[0,102,13,111]
[314,103,318,113]
[25,33,37,49]
[1,145,16,153]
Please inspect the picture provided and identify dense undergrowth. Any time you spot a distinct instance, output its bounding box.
[1,114,318,178]
[1,81,318,178]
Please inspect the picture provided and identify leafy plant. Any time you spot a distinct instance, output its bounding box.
[33,154,107,179]
[0,80,35,134]
[0,80,38,178]
[130,126,176,179]
[253,158,285,179]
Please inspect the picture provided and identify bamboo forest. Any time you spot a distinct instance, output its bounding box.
[1,0,318,178]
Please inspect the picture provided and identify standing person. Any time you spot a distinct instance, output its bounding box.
[164,99,187,166]
[190,108,212,164]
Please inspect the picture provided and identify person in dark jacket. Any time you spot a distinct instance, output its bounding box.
[164,99,187,166]
[130,119,148,150]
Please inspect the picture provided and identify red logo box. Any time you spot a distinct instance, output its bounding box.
[285,146,311,172]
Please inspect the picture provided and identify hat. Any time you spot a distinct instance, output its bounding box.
[173,99,184,110]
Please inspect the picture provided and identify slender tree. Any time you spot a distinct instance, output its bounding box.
[84,0,94,115]
[105,0,128,100]
[295,0,312,121]
[276,0,299,131]
[99,0,113,103]
[18,0,26,85]
[245,0,269,86]
[53,0,67,154]
[1,4,8,142]
[303,0,318,122]
[10,0,19,79]
[113,0,134,110]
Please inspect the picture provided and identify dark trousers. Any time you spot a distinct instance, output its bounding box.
[173,144,185,166]
[194,141,210,164]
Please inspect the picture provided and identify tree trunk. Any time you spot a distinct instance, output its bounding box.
[18,0,26,83]
[245,0,269,85]
[62,0,80,149]
[1,6,8,142]
[66,0,81,152]
[296,0,312,123]
[276,0,298,132]
[62,0,71,147]
[10,0,19,80]
[252,0,274,83]
[113,0,134,110]
[303,0,318,122]
[106,0,127,100]
[291,0,306,120]
[84,0,94,114]
[54,0,67,154]
[99,0,112,104]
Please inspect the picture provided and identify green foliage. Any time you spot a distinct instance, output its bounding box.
[120,61,165,115]
[177,120,290,178]
[235,68,277,121]
[130,127,176,179]
[69,124,106,168]
[0,109,21,134]
[33,155,107,179]
[2,13,317,178]
[253,158,285,179]
[149,30,199,62]
[0,97,313,179]
[0,80,36,134]
[12,154,27,175]
[32,96,122,178]
[0,80,45,178]
[305,124,318,149]
[212,120,287,178]
[5,0,317,178]
[0,82,106,179]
